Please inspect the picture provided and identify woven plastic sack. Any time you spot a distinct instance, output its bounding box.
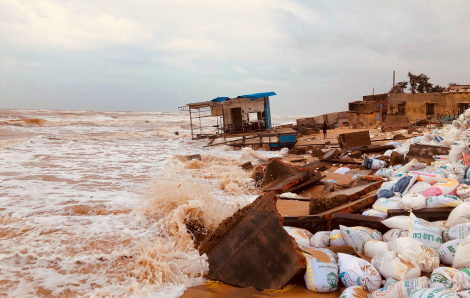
[340,225,382,254]
[285,227,312,246]
[408,212,444,250]
[422,179,460,197]
[338,253,382,292]
[372,198,401,213]
[430,267,470,291]
[339,286,371,298]
[377,188,395,199]
[302,248,339,293]
[397,159,426,175]
[410,171,444,185]
[371,251,421,280]
[443,223,470,242]
[382,181,398,190]
[392,175,418,196]
[427,195,463,208]
[446,202,470,227]
[383,229,408,242]
[371,277,430,298]
[388,238,439,272]
[438,239,461,265]
[457,184,470,201]
[330,229,347,247]
[398,193,427,212]
[362,209,388,220]
[364,240,390,259]
[310,231,330,248]
[410,288,457,298]
[453,235,470,269]
[408,182,432,195]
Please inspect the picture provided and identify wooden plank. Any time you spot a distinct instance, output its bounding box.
[387,208,454,221]
[316,193,377,221]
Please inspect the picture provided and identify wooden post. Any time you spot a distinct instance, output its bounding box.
[393,70,395,87]
[189,108,194,140]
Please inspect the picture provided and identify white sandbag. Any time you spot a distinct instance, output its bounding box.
[410,171,444,185]
[339,286,371,298]
[388,238,439,272]
[340,225,382,254]
[310,231,330,248]
[446,202,470,228]
[443,223,470,242]
[338,253,382,292]
[363,209,388,220]
[411,288,460,298]
[459,290,470,298]
[364,240,390,259]
[286,227,312,246]
[383,229,409,242]
[303,248,339,293]
[398,193,427,212]
[438,239,461,265]
[371,251,421,280]
[408,182,432,195]
[371,277,430,298]
[330,229,347,247]
[427,195,463,208]
[453,234,470,269]
[383,216,411,230]
[457,184,470,201]
[430,267,470,291]
[372,198,401,213]
[449,144,466,164]
[408,213,444,250]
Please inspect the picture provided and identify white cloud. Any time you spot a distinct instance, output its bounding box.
[233,65,248,74]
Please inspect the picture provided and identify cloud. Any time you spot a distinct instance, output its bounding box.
[1,0,470,115]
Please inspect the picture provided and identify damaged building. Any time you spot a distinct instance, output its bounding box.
[179,92,276,139]
[348,93,387,129]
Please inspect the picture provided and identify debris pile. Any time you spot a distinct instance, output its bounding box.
[192,108,470,297]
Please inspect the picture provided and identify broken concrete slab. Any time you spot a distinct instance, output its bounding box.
[329,213,388,234]
[240,161,253,170]
[311,148,324,157]
[387,208,454,221]
[323,149,340,160]
[349,151,362,158]
[337,130,371,149]
[315,192,377,220]
[309,181,382,215]
[260,159,311,193]
[390,151,405,166]
[356,145,395,153]
[199,192,306,290]
[407,144,450,163]
[282,215,325,234]
[283,171,323,193]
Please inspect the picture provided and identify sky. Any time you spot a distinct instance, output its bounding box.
[1,0,470,115]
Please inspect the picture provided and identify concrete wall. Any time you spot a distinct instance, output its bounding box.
[387,93,470,122]
[363,93,388,102]
[349,111,381,129]
[211,98,266,125]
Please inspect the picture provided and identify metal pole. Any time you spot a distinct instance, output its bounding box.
[189,108,194,140]
[199,108,202,137]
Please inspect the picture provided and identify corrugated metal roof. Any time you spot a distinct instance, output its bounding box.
[210,91,276,103]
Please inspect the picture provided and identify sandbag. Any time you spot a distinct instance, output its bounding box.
[408,213,444,250]
[397,159,426,175]
[338,253,382,292]
[438,239,461,265]
[422,179,460,197]
[339,286,371,298]
[457,184,470,201]
[330,229,347,247]
[372,198,401,213]
[427,195,463,208]
[459,290,470,298]
[410,288,458,298]
[453,235,470,269]
[310,231,330,248]
[392,175,418,196]
[383,216,412,230]
[383,229,409,242]
[285,227,312,246]
[430,267,470,291]
[371,251,421,280]
[362,209,388,220]
[340,225,382,254]
[382,181,398,190]
[388,238,439,272]
[446,202,470,227]
[410,171,444,185]
[398,193,427,212]
[364,240,390,259]
[443,223,470,242]
[449,145,466,163]
[303,248,339,293]
[363,156,387,170]
[371,277,430,298]
[377,188,395,199]
[408,181,433,195]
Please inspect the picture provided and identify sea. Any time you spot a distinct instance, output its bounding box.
[0,109,300,297]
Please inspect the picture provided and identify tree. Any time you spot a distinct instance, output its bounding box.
[407,72,444,94]
[396,81,408,90]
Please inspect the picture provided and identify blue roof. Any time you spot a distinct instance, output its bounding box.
[210,91,276,102]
